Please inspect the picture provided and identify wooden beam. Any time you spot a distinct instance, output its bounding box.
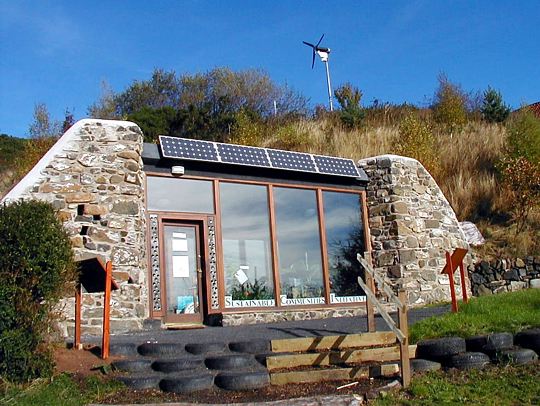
[266,345,417,371]
[358,254,404,311]
[364,253,376,332]
[101,260,112,359]
[74,283,82,350]
[270,366,369,385]
[271,331,397,353]
[398,289,411,388]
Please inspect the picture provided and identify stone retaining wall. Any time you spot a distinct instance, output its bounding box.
[357,155,472,306]
[469,257,540,295]
[1,119,148,337]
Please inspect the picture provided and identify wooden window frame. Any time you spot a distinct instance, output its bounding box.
[145,172,371,317]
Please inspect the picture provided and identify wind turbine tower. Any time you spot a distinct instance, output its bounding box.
[303,34,334,111]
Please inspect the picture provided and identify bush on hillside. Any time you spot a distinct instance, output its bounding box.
[0,200,75,383]
[395,113,439,175]
[334,83,365,129]
[481,87,510,123]
[506,108,540,164]
[432,74,468,133]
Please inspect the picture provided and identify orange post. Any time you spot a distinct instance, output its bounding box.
[101,261,112,359]
[445,251,458,313]
[459,262,468,303]
[74,283,82,350]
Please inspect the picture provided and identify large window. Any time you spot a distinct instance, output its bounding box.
[147,177,214,213]
[274,187,325,305]
[323,191,366,303]
[220,183,275,308]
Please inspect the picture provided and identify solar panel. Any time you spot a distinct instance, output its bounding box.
[314,155,360,177]
[267,149,317,173]
[217,143,270,167]
[160,136,219,161]
[158,136,363,178]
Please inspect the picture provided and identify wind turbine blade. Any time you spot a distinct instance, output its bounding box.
[311,50,315,69]
[316,34,325,47]
[303,41,315,48]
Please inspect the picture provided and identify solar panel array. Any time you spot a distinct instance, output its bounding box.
[159,135,361,178]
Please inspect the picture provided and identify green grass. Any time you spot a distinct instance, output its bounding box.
[0,373,123,406]
[374,364,540,406]
[410,289,540,343]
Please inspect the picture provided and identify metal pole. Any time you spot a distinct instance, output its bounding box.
[324,60,333,111]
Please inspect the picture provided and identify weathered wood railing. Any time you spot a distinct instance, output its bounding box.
[357,252,411,387]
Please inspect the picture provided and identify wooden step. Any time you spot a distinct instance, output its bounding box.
[266,344,417,371]
[271,331,397,353]
[270,366,370,385]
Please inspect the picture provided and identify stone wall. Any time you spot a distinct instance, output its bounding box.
[1,119,148,337]
[469,257,540,295]
[357,155,471,306]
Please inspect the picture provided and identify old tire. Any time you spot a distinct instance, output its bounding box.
[514,329,540,354]
[112,359,153,373]
[229,340,271,354]
[448,352,490,370]
[410,358,441,373]
[152,357,204,373]
[416,337,466,363]
[160,374,214,393]
[185,342,226,355]
[483,332,513,352]
[214,371,270,391]
[116,375,161,390]
[138,343,185,357]
[205,354,254,370]
[465,335,488,352]
[108,343,138,356]
[496,348,538,365]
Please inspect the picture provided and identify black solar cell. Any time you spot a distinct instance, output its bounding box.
[267,149,317,172]
[314,155,360,177]
[217,143,270,167]
[160,136,219,161]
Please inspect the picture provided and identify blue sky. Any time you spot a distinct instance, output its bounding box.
[1,0,539,137]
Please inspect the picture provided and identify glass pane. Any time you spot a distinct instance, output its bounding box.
[163,225,201,315]
[323,191,366,303]
[220,183,275,308]
[274,187,324,306]
[147,176,214,213]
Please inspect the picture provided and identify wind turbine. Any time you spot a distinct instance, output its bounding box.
[303,34,334,111]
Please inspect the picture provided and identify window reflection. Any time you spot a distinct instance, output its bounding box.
[274,187,324,305]
[323,191,366,303]
[220,183,275,308]
[147,177,214,213]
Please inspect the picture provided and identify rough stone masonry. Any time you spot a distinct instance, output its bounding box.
[2,119,148,337]
[357,155,472,305]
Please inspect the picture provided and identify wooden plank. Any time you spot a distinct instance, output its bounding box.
[398,289,411,388]
[74,283,82,350]
[266,345,417,371]
[270,366,369,386]
[271,331,397,353]
[357,276,406,342]
[357,254,404,310]
[101,260,112,360]
[364,253,376,332]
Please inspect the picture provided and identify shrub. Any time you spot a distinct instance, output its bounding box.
[334,83,365,129]
[0,200,75,383]
[506,108,540,164]
[481,87,510,123]
[395,113,439,175]
[432,74,468,133]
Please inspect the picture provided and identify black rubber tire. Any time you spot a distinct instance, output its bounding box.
[111,359,153,372]
[152,358,204,373]
[447,352,490,370]
[229,340,271,354]
[116,375,161,390]
[214,371,270,391]
[138,342,185,357]
[160,374,214,393]
[108,343,138,356]
[415,337,466,362]
[185,342,226,355]
[483,332,513,352]
[496,348,538,365]
[205,354,254,370]
[410,358,442,373]
[465,335,488,352]
[514,329,540,354]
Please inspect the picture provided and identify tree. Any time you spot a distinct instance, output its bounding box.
[127,106,178,143]
[88,81,119,119]
[481,87,510,123]
[505,108,540,164]
[432,74,468,133]
[28,103,61,139]
[334,83,365,129]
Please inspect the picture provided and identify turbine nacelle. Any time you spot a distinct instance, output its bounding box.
[302,34,331,68]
